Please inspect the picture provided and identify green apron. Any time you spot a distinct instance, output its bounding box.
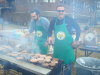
[34,22,48,54]
[53,19,75,64]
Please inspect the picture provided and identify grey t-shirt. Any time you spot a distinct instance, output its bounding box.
[29,17,50,33]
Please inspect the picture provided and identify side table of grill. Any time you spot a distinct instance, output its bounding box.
[79,46,100,56]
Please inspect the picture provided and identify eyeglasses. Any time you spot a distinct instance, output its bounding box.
[57,10,64,12]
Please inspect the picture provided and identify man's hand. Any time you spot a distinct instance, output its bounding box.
[24,32,30,37]
[24,31,35,38]
[44,41,48,46]
[72,41,80,49]
[48,37,54,44]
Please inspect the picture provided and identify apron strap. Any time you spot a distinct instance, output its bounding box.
[55,17,66,26]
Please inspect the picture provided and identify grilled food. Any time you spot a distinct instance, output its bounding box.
[16,57,24,60]
[30,59,38,63]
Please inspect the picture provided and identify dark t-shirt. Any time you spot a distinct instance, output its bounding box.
[48,16,81,40]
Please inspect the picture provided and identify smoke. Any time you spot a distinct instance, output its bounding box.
[0,29,41,54]
[16,35,41,54]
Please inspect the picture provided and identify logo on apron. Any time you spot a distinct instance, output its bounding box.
[57,32,65,40]
[36,31,42,37]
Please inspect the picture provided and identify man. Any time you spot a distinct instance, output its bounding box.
[48,5,81,75]
[26,9,50,54]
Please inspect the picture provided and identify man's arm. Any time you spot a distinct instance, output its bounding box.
[48,18,56,37]
[67,17,81,41]
[72,20,81,41]
[67,17,81,48]
[24,20,35,37]
[42,17,50,32]
[48,18,55,44]
[29,20,35,33]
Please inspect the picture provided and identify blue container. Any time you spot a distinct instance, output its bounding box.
[76,57,100,75]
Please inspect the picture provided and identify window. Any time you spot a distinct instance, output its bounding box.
[31,0,38,3]
[35,0,38,3]
[43,0,49,2]
[60,0,63,2]
[97,2,100,8]
[50,0,56,3]
[43,0,56,3]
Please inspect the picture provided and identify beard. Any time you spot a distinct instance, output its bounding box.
[58,14,64,20]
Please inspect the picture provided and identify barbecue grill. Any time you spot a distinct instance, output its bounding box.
[0,54,63,75]
[0,29,63,75]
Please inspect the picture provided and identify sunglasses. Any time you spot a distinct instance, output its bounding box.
[57,10,64,12]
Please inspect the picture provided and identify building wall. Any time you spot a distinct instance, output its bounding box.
[0,0,99,26]
[1,0,61,24]
[15,0,60,12]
